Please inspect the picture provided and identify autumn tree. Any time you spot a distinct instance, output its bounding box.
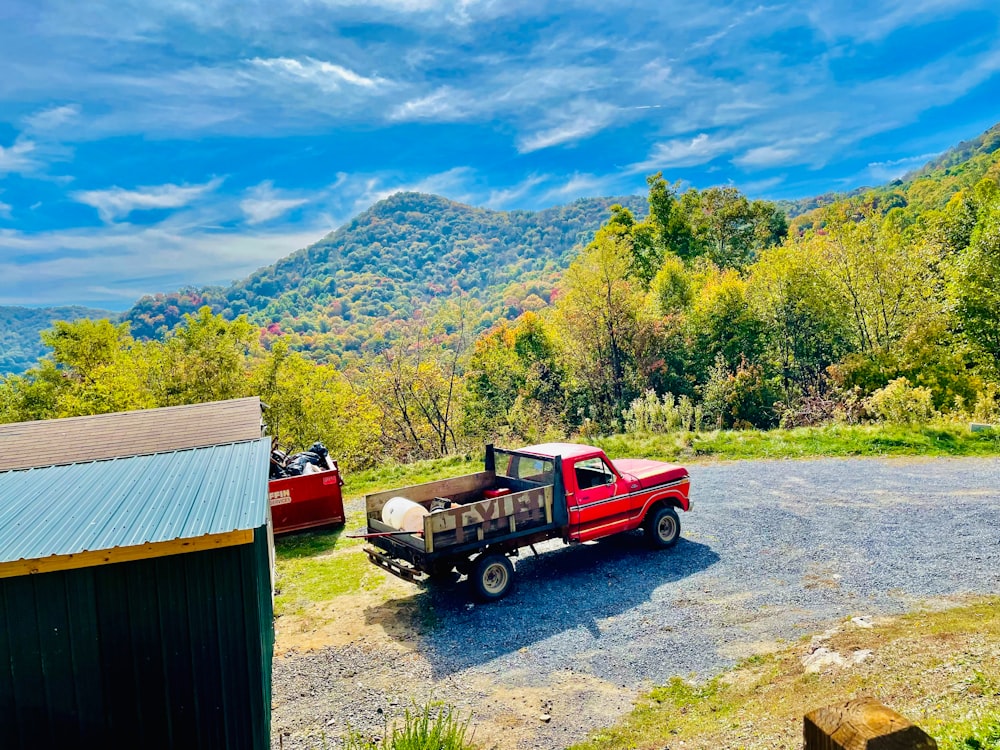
[462,312,565,441]
[250,339,381,470]
[554,232,647,429]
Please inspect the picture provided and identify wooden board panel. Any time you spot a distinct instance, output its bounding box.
[366,472,495,515]
[425,486,553,551]
[0,529,254,579]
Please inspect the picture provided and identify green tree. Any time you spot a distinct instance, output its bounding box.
[160,307,256,405]
[682,187,787,270]
[952,193,1000,375]
[748,243,851,397]
[554,232,647,429]
[461,312,565,440]
[251,340,381,471]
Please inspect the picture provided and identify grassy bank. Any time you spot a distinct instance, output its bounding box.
[569,598,1000,750]
[595,422,1000,462]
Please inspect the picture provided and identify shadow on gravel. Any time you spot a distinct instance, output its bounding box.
[364,534,719,678]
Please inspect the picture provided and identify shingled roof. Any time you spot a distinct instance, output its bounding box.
[0,397,264,472]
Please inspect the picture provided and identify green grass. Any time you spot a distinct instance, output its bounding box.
[342,704,475,750]
[274,546,385,616]
[936,714,1000,750]
[594,422,1000,463]
[569,598,1000,750]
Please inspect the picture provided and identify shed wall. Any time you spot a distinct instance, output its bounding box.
[0,528,273,750]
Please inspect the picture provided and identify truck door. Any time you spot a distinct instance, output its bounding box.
[567,456,631,542]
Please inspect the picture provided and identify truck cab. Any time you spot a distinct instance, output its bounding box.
[516,443,690,543]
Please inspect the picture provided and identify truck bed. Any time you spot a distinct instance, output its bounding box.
[365,471,557,562]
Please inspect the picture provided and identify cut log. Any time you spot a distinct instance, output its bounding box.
[804,698,936,750]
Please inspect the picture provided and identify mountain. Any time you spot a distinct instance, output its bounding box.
[0,306,118,375]
[779,122,1000,221]
[124,193,647,361]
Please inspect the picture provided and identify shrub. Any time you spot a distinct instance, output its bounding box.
[971,383,1000,423]
[777,384,866,428]
[702,356,780,429]
[866,377,937,424]
[623,390,703,433]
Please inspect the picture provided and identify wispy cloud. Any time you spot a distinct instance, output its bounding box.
[0,138,42,176]
[389,88,470,121]
[240,181,309,225]
[517,102,620,153]
[0,222,327,307]
[484,174,549,208]
[538,172,625,204]
[248,57,387,91]
[72,178,225,222]
[733,145,802,168]
[630,133,744,172]
[24,104,81,131]
[866,152,940,181]
[0,200,12,219]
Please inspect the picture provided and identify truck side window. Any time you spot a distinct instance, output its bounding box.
[574,457,615,490]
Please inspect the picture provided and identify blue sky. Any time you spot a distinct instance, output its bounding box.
[1,0,999,309]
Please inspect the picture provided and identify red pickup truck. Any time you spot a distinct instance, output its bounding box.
[363,443,690,600]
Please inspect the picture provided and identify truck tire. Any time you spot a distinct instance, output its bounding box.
[472,553,514,601]
[646,506,681,548]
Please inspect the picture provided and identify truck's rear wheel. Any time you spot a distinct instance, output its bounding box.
[472,553,514,601]
[646,506,680,548]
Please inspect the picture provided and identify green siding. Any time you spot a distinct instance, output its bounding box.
[0,528,273,749]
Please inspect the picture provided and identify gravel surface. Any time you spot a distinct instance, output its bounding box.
[271,456,1000,749]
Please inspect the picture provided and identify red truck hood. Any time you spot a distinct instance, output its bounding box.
[611,458,688,489]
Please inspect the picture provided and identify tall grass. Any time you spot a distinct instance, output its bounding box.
[342,704,475,750]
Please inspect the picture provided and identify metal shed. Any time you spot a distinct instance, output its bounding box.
[0,401,274,749]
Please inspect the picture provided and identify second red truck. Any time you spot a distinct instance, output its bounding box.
[363,443,691,600]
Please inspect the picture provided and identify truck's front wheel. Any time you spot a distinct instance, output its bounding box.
[472,553,514,601]
[646,506,681,548]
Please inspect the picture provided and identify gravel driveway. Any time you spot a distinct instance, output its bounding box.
[271,456,1000,749]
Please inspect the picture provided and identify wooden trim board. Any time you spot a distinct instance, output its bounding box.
[0,528,254,579]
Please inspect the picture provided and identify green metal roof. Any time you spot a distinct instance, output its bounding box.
[0,439,271,565]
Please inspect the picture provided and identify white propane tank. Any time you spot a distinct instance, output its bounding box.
[381,496,430,533]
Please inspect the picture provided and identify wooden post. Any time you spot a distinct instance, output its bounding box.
[804,698,937,750]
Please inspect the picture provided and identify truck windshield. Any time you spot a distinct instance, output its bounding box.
[495,450,555,485]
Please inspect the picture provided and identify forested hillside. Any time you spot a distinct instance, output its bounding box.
[0,306,116,375]
[124,193,647,362]
[3,124,999,470]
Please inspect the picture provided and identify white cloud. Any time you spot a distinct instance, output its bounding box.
[866,152,939,181]
[0,223,327,307]
[248,57,386,91]
[24,104,81,131]
[0,200,12,219]
[71,178,225,222]
[517,102,620,153]
[733,145,801,168]
[484,174,549,208]
[390,88,469,121]
[240,181,309,225]
[0,137,42,175]
[630,133,743,172]
[538,173,625,204]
